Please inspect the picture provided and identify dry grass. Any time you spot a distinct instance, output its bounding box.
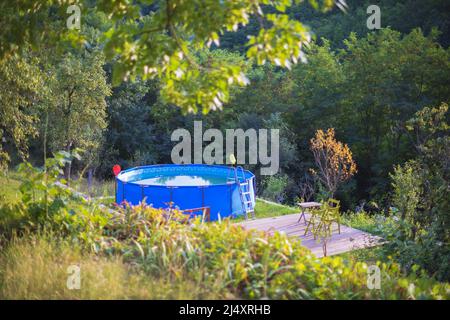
[0,235,223,299]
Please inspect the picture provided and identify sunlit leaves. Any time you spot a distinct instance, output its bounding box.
[46,51,111,162]
[0,52,45,166]
[247,14,311,68]
[0,1,84,58]
[0,0,342,113]
[96,0,340,113]
[310,128,356,196]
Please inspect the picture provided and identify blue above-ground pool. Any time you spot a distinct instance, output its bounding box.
[115,164,256,221]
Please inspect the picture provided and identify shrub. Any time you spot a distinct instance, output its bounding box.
[0,234,218,299]
[390,161,422,222]
[261,174,288,202]
[0,155,448,299]
[100,204,449,299]
[310,128,357,197]
[382,104,450,281]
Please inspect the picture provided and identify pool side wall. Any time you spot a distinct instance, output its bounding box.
[115,164,255,221]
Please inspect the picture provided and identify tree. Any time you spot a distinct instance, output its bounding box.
[404,102,450,156]
[339,28,450,198]
[387,103,449,280]
[97,79,160,178]
[310,128,357,197]
[45,51,111,182]
[0,0,344,113]
[0,51,46,170]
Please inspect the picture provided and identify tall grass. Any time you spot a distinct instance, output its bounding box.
[0,234,223,299]
[74,178,115,199]
[1,157,448,300]
[0,172,26,204]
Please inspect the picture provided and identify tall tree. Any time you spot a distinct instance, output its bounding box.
[45,50,111,181]
[0,52,45,170]
[339,28,450,197]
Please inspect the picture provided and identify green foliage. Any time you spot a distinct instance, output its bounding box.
[339,29,449,198]
[1,1,449,296]
[45,50,111,173]
[382,104,450,281]
[405,103,450,156]
[0,150,111,245]
[289,0,450,49]
[0,51,46,168]
[83,76,157,177]
[0,0,341,113]
[390,161,422,222]
[285,28,450,203]
[1,157,448,299]
[98,0,336,112]
[261,174,289,202]
[1,5,449,211]
[341,211,387,236]
[0,235,216,299]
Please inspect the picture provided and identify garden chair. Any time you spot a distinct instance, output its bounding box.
[304,198,341,237]
[304,199,341,257]
[303,203,328,237]
[323,198,341,234]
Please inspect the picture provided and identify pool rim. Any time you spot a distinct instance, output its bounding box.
[116,163,255,188]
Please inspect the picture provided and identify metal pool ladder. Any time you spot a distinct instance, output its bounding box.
[235,166,255,220]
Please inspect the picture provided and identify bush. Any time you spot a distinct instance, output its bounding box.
[382,104,450,281]
[261,174,288,202]
[0,234,218,299]
[3,202,449,299]
[0,155,448,299]
[390,161,422,223]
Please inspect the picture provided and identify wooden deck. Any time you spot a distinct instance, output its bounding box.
[236,213,383,257]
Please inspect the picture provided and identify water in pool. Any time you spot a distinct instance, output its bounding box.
[135,175,229,186]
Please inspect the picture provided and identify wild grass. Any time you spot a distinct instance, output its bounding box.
[0,172,24,204]
[0,234,223,299]
[1,161,448,300]
[74,178,115,199]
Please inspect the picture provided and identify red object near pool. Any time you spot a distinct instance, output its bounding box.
[113,164,121,176]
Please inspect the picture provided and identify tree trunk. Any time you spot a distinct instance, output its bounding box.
[65,142,72,186]
[88,168,93,197]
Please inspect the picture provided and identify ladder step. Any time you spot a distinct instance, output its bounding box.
[242,191,251,195]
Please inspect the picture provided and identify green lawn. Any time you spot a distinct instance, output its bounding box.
[1,171,115,203]
[0,172,23,203]
[252,198,298,219]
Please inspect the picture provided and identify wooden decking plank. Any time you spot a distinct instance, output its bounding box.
[236,213,383,257]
